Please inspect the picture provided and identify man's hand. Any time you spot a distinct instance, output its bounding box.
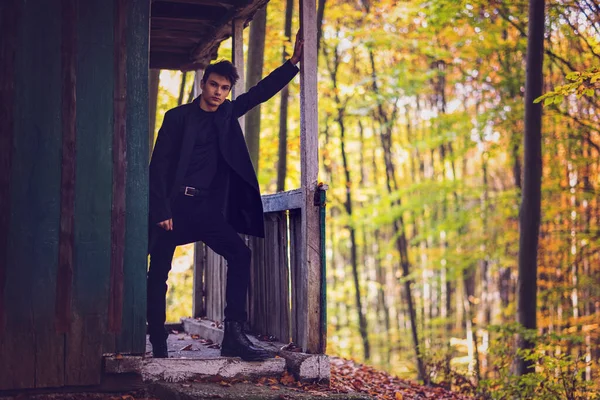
[289,30,304,65]
[157,218,173,231]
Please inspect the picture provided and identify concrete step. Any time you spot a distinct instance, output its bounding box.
[181,318,330,383]
[105,355,286,383]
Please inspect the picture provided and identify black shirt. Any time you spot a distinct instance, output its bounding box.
[183,107,219,189]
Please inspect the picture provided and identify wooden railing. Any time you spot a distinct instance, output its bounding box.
[191,185,327,353]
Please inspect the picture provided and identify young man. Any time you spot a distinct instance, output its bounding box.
[147,33,303,361]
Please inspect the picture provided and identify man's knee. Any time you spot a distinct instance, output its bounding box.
[232,244,251,264]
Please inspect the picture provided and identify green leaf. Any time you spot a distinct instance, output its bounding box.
[544,96,554,106]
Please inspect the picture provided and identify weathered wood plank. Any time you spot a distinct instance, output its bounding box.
[56,0,77,335]
[289,209,302,347]
[189,0,268,63]
[265,215,277,337]
[278,212,291,344]
[0,0,18,337]
[66,0,114,385]
[193,242,206,318]
[108,0,128,335]
[1,0,64,389]
[206,249,226,322]
[116,0,150,355]
[232,18,245,133]
[298,0,323,354]
[0,0,28,391]
[261,189,303,213]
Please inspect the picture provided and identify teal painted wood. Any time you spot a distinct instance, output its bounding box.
[0,0,64,389]
[66,0,114,386]
[0,0,18,340]
[116,0,149,355]
[319,187,327,353]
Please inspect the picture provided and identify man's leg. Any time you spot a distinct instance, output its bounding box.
[197,216,251,322]
[195,210,273,361]
[147,233,176,357]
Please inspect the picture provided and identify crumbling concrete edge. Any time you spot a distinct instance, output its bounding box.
[181,318,331,383]
[104,355,286,383]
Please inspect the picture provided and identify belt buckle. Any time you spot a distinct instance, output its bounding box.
[184,186,195,197]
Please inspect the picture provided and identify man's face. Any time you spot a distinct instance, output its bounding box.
[200,73,232,109]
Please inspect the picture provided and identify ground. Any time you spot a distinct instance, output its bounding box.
[0,356,472,400]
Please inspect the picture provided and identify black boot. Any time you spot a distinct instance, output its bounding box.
[151,339,168,358]
[149,328,169,358]
[221,321,274,361]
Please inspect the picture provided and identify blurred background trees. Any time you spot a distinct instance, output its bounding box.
[153,0,600,396]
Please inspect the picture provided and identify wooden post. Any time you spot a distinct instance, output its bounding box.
[298,0,323,354]
[148,69,159,157]
[193,68,203,101]
[192,68,205,318]
[232,18,245,134]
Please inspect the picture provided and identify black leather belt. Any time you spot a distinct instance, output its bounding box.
[180,186,209,197]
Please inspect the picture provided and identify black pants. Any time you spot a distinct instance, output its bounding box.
[147,194,251,342]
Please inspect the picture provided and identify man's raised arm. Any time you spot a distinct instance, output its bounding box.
[232,31,304,118]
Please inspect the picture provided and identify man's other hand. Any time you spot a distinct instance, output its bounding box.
[289,30,304,65]
[157,219,173,231]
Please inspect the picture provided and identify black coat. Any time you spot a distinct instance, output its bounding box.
[148,60,299,252]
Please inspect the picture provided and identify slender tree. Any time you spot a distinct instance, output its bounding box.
[245,7,267,172]
[277,0,293,191]
[517,0,545,376]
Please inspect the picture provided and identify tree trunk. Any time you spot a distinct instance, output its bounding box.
[277,0,293,191]
[516,0,545,376]
[245,7,267,172]
[369,49,426,381]
[316,0,326,53]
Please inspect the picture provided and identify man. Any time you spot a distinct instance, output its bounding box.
[147,33,303,361]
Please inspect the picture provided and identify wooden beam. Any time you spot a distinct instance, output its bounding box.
[152,0,237,9]
[150,51,209,71]
[0,0,19,335]
[232,18,245,133]
[148,69,159,157]
[151,2,225,22]
[189,0,268,64]
[56,0,77,334]
[108,0,128,333]
[261,189,303,213]
[151,18,212,31]
[192,243,206,318]
[298,0,323,354]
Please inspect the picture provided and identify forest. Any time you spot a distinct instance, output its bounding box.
[153,0,600,398]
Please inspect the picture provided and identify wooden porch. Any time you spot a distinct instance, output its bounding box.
[0,0,326,393]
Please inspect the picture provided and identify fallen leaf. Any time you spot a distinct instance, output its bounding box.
[115,354,124,360]
[280,372,295,385]
[395,392,403,400]
[219,380,231,387]
[180,344,193,351]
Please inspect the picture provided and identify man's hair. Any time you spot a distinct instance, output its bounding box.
[202,60,239,87]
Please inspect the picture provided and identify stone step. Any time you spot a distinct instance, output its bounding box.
[181,318,330,383]
[105,355,286,383]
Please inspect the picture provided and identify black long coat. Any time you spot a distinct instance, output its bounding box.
[148,60,299,253]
